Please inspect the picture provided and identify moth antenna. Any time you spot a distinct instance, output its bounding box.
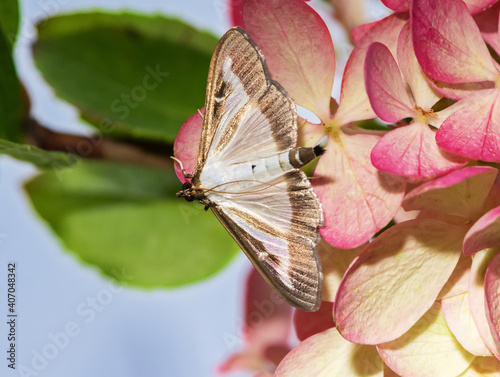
[170,156,193,179]
[197,109,204,118]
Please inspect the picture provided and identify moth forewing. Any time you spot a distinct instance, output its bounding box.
[177,26,325,311]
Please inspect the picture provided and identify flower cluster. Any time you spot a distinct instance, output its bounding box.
[175,0,500,375]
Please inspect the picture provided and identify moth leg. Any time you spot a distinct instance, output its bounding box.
[170,156,193,178]
[197,198,211,211]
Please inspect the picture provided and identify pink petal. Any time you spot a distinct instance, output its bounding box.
[293,301,334,341]
[465,0,500,14]
[243,0,335,122]
[393,205,419,223]
[275,328,384,376]
[412,0,498,83]
[474,2,500,56]
[469,248,500,359]
[229,0,244,27]
[318,240,364,302]
[173,109,204,183]
[437,89,500,162]
[381,0,409,12]
[397,22,442,110]
[464,206,500,255]
[442,292,493,356]
[377,302,476,377]
[218,268,292,374]
[364,42,414,122]
[334,219,465,344]
[351,20,378,44]
[485,252,500,348]
[403,166,498,221]
[297,117,326,148]
[335,13,409,125]
[425,79,494,102]
[243,269,293,344]
[313,132,406,249]
[371,120,468,182]
[439,254,472,300]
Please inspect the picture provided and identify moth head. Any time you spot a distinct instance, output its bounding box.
[176,181,205,202]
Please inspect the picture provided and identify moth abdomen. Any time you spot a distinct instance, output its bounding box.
[288,136,327,169]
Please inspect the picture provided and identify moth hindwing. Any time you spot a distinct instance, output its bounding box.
[176,27,324,312]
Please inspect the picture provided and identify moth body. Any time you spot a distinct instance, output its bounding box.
[174,27,325,311]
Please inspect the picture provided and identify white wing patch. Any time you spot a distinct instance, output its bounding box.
[207,57,250,162]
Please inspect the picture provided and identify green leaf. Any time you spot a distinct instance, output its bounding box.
[0,30,22,142]
[33,12,218,142]
[0,0,19,49]
[0,139,77,169]
[25,160,238,287]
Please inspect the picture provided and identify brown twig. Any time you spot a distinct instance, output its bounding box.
[25,117,175,169]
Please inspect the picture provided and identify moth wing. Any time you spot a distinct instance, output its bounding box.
[209,170,323,311]
[197,27,296,171]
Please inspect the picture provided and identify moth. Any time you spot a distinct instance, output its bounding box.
[174,27,325,311]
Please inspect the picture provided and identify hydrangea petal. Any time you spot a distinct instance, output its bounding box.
[485,252,500,348]
[377,302,476,377]
[297,117,326,148]
[465,0,500,15]
[275,328,384,377]
[335,13,409,125]
[318,240,363,302]
[351,20,378,44]
[173,109,204,183]
[412,0,498,83]
[313,132,406,248]
[437,89,500,162]
[425,79,494,102]
[458,357,500,376]
[403,166,498,221]
[397,22,442,110]
[293,301,334,341]
[334,219,464,344]
[229,0,244,27]
[381,0,409,12]
[442,292,493,356]
[474,2,500,56]
[469,248,500,359]
[464,206,500,255]
[371,120,468,182]
[364,42,414,122]
[243,0,335,121]
[439,254,472,300]
[219,268,292,374]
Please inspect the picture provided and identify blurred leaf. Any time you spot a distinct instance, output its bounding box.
[33,12,218,142]
[25,160,238,287]
[0,0,19,49]
[0,24,22,142]
[0,139,77,168]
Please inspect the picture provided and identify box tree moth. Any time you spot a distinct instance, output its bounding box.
[174,27,325,311]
